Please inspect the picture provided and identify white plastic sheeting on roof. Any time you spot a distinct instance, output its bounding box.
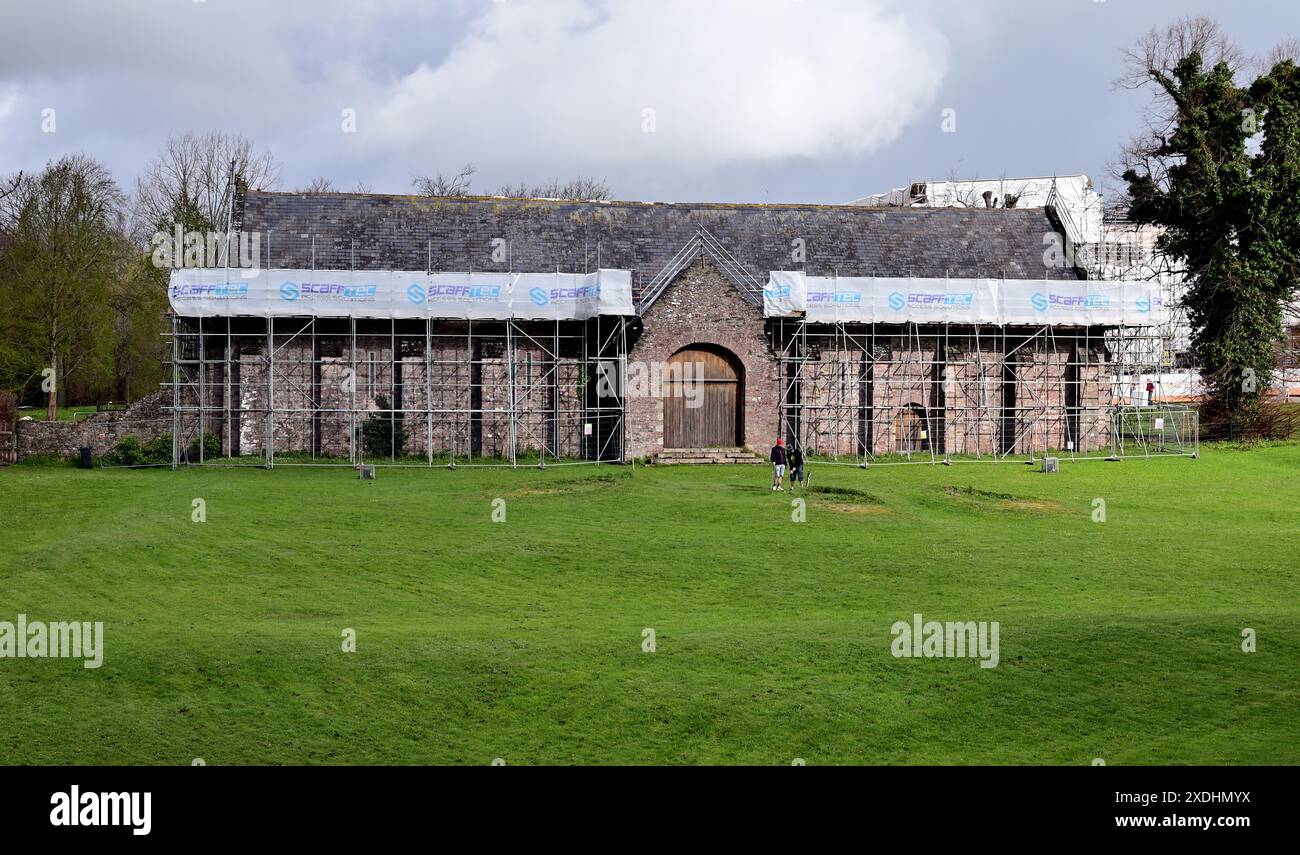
[167,268,634,320]
[765,272,1170,327]
[847,175,1104,246]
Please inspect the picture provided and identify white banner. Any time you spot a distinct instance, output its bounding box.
[803,275,874,322]
[168,268,634,320]
[771,273,1169,326]
[1003,279,1168,326]
[764,271,807,317]
[167,267,271,317]
[405,272,513,319]
[510,270,633,321]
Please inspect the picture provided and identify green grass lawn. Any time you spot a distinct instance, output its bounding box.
[14,405,119,422]
[2,446,1298,765]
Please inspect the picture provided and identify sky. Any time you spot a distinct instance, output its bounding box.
[0,0,1297,205]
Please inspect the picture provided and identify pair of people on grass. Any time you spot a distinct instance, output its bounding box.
[770,437,804,492]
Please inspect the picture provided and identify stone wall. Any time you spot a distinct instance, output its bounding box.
[15,393,170,460]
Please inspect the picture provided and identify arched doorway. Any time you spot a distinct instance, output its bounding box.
[895,403,929,453]
[663,344,743,448]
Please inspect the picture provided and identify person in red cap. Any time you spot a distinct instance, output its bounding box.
[770,437,788,492]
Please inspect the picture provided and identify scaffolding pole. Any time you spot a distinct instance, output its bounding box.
[775,319,1196,467]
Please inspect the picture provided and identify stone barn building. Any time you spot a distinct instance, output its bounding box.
[164,190,1168,466]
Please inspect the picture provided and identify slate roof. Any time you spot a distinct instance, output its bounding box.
[240,191,1082,303]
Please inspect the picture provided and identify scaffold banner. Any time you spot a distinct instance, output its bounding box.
[767,272,1169,326]
[167,268,635,320]
[763,270,807,317]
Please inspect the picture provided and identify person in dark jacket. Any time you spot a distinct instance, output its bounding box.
[770,437,787,492]
[788,444,805,493]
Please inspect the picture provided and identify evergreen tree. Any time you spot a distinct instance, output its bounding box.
[1120,19,1300,434]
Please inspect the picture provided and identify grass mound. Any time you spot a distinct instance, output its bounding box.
[941,484,1066,513]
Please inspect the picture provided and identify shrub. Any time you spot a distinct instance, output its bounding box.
[361,395,407,459]
[186,432,220,461]
[104,436,145,466]
[103,433,174,466]
[1200,400,1300,443]
[142,433,173,464]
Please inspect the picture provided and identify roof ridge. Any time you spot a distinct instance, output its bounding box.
[245,189,1048,213]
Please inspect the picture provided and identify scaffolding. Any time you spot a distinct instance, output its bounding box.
[165,314,628,468]
[775,319,1197,466]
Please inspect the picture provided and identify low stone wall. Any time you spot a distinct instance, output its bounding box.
[15,393,170,460]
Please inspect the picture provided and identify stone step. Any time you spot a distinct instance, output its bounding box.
[656,458,765,465]
[653,448,765,465]
[656,454,761,460]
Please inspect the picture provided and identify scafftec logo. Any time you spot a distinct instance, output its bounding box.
[807,290,862,304]
[169,283,249,300]
[1031,291,1110,311]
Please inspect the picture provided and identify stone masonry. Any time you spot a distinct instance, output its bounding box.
[14,392,170,459]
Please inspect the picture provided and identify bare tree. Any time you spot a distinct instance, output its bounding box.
[1116,22,1300,196]
[1107,16,1254,286]
[411,163,476,197]
[1110,132,1175,197]
[133,130,281,239]
[297,177,376,194]
[0,171,20,204]
[1111,17,1246,194]
[935,170,1028,209]
[297,176,337,193]
[1259,37,1300,73]
[496,176,612,201]
[410,166,611,200]
[1116,15,1245,91]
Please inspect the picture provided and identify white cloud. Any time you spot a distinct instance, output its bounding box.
[372,0,948,168]
[0,0,947,198]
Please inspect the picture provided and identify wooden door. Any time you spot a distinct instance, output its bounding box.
[663,346,742,448]
[895,407,923,452]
